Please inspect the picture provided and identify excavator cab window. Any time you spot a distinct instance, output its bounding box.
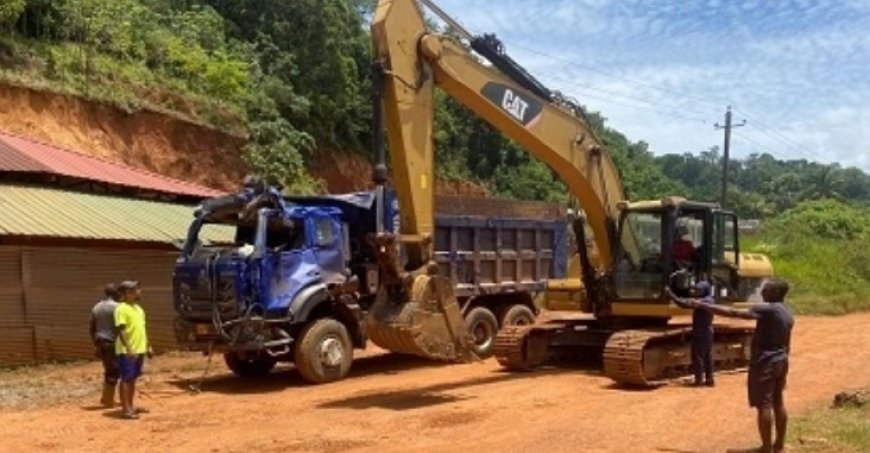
[614,210,665,300]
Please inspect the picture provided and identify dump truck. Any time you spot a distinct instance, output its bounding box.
[369,0,775,385]
[172,183,568,383]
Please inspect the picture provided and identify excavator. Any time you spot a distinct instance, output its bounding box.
[366,0,774,385]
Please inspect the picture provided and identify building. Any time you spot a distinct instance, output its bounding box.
[0,130,233,365]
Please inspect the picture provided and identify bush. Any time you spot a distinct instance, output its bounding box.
[745,200,870,314]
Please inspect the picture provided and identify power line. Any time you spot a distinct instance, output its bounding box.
[501,39,730,109]
[732,130,794,160]
[731,107,820,160]
[532,70,709,123]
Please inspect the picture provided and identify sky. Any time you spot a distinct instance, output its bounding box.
[427,0,870,171]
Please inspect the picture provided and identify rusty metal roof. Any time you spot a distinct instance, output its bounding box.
[0,130,224,198]
[0,184,234,244]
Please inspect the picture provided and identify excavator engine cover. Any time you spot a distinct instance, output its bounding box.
[365,233,476,362]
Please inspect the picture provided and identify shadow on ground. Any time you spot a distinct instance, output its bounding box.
[317,368,565,411]
[164,353,452,395]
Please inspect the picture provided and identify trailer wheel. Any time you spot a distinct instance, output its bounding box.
[294,318,353,384]
[499,304,536,327]
[465,306,499,358]
[223,353,277,377]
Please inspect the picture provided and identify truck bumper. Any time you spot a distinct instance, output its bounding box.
[173,317,294,354]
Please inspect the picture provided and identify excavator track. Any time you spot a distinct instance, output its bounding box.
[603,325,754,387]
[493,323,563,371]
[493,325,535,370]
[494,320,754,387]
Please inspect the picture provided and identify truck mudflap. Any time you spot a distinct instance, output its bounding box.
[366,272,478,362]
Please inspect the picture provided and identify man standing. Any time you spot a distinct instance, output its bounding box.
[89,283,120,407]
[114,280,153,420]
[669,281,717,387]
[667,279,794,453]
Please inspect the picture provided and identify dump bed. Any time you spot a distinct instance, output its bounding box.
[285,191,569,297]
[434,195,568,298]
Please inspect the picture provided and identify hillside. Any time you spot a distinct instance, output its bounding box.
[0,82,488,195]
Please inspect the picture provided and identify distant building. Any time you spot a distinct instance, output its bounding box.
[738,219,762,234]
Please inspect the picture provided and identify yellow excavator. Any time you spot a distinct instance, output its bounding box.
[366,0,774,385]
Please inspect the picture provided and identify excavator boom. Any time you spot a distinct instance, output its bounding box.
[368,0,771,385]
[372,0,624,273]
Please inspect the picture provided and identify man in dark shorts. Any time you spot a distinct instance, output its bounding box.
[89,283,120,407]
[667,281,717,386]
[667,279,794,453]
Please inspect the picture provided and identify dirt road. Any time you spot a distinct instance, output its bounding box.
[2,312,868,453]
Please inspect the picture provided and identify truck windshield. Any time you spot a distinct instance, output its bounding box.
[183,214,303,259]
[614,211,664,300]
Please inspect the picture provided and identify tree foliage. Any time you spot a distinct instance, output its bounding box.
[3,0,869,214]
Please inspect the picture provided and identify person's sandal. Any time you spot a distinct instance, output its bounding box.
[123,411,139,420]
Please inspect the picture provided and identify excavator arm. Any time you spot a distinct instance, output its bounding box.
[372,0,625,274]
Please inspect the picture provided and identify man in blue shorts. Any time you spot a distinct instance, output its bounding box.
[114,280,153,420]
[667,279,794,453]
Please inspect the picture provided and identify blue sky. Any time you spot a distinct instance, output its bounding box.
[428,0,870,171]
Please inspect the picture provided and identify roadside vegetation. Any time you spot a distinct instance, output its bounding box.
[790,390,870,452]
[746,200,870,314]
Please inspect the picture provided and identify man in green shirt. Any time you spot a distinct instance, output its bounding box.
[114,280,153,420]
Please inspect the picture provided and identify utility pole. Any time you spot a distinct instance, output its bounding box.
[714,106,745,208]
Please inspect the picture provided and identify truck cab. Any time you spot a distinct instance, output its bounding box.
[173,186,367,384]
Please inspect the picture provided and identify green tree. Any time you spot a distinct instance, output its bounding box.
[0,0,25,28]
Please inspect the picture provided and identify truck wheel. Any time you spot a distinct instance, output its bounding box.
[223,353,277,377]
[465,306,499,358]
[500,304,536,327]
[294,318,353,384]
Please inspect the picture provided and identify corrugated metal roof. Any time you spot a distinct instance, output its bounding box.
[0,184,234,244]
[0,130,224,198]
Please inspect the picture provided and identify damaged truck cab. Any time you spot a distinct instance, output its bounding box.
[173,185,368,383]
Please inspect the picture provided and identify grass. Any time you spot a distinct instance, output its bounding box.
[744,236,870,316]
[790,394,870,452]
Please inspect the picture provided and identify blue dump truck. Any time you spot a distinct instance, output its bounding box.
[173,184,568,383]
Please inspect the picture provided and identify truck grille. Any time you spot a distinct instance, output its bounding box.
[176,272,240,321]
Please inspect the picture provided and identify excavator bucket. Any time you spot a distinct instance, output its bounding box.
[366,272,477,362]
[365,233,477,362]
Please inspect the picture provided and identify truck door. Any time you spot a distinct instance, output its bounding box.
[310,214,346,284]
[255,212,319,313]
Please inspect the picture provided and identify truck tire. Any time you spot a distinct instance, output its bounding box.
[223,353,277,377]
[294,318,353,384]
[499,304,536,327]
[465,306,499,359]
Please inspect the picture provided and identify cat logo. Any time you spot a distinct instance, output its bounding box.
[501,89,529,123]
[481,82,543,127]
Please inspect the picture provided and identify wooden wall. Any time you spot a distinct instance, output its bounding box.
[0,245,180,365]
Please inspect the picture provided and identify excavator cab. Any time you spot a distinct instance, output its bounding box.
[612,199,742,303]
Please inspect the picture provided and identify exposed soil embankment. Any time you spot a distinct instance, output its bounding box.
[0,83,488,196]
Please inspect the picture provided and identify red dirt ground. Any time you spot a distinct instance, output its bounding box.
[1,312,867,453]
